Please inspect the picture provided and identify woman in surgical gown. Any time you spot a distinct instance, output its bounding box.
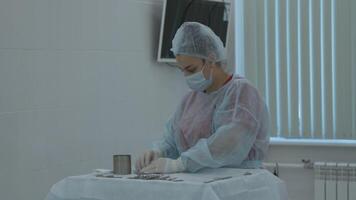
[135,22,270,173]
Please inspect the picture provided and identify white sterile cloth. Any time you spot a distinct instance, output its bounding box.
[45,168,288,200]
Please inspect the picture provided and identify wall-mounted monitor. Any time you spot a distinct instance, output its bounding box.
[157,0,231,63]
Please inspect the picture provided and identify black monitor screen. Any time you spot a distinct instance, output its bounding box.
[159,0,230,61]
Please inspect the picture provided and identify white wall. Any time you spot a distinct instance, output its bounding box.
[0,0,188,199]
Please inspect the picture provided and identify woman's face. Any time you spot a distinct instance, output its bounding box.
[175,55,209,78]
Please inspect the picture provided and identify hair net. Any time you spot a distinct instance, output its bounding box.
[170,22,227,62]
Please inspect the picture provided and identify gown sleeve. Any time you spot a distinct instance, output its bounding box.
[152,93,190,159]
[180,81,270,172]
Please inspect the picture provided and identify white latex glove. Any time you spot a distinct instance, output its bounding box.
[140,157,185,174]
[135,150,162,173]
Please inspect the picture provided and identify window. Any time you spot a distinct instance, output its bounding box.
[234,0,356,140]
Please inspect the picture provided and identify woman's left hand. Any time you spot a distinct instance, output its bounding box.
[141,157,185,174]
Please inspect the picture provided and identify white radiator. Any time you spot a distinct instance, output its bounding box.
[314,162,356,200]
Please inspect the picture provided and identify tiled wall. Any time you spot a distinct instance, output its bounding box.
[0,0,188,199]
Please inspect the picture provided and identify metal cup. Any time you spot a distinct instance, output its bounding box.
[113,154,131,175]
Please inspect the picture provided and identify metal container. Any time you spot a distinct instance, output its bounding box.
[113,154,131,175]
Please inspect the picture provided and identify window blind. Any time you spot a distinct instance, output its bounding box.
[235,0,356,139]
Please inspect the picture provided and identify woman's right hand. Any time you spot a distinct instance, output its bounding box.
[135,150,162,173]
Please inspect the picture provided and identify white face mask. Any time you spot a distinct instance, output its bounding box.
[185,64,213,92]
